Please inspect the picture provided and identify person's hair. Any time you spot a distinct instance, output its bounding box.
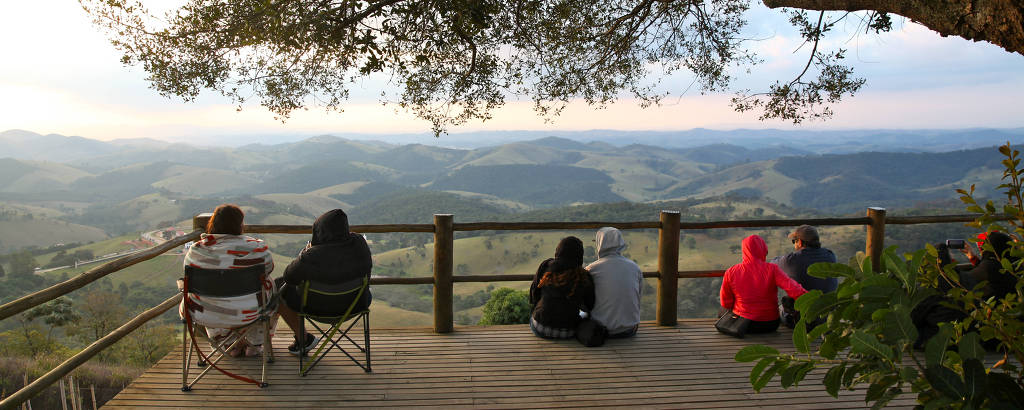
[538,266,591,297]
[803,239,822,248]
[206,204,245,235]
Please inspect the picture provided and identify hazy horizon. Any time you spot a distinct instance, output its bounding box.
[2,3,1023,143]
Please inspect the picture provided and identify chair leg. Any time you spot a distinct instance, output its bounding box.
[264,317,276,387]
[298,317,306,376]
[364,311,371,373]
[181,321,191,391]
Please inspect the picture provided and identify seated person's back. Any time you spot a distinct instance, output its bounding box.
[280,209,372,316]
[586,227,642,336]
[771,225,837,293]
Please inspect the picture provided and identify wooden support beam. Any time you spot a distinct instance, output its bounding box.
[0,232,200,321]
[657,211,681,326]
[866,207,886,272]
[433,214,454,333]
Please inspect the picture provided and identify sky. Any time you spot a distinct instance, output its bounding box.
[1,2,1023,144]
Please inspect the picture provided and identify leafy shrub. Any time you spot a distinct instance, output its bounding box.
[478,288,531,325]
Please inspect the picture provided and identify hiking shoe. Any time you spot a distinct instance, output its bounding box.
[287,333,319,356]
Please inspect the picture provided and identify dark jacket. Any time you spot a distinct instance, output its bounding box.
[281,209,372,315]
[771,247,838,293]
[529,258,596,330]
[963,257,1018,299]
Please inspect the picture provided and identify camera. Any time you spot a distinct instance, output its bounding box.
[945,239,966,249]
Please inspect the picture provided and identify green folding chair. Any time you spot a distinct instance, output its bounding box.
[297,276,370,375]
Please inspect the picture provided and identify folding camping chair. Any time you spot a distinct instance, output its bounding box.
[297,276,371,376]
[180,265,277,390]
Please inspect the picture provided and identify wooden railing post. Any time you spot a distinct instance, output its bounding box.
[433,214,454,333]
[866,207,886,272]
[193,213,212,232]
[657,211,680,326]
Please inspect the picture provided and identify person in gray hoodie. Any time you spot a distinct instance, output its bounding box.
[585,227,643,338]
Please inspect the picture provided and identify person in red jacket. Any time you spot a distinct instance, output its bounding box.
[720,235,808,334]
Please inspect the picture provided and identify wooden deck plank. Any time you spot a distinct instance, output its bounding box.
[104,320,917,408]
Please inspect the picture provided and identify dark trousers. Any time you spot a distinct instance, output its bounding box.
[747,319,780,334]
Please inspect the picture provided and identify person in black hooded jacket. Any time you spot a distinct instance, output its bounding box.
[529,236,596,339]
[277,209,373,354]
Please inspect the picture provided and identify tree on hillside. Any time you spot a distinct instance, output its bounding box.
[479,287,531,325]
[80,0,1023,135]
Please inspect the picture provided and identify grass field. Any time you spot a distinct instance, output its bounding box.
[0,218,108,254]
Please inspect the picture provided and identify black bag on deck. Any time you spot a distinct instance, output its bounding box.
[715,309,752,338]
[780,296,800,329]
[576,318,608,347]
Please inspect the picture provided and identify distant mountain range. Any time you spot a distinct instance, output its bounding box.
[0,128,1019,237]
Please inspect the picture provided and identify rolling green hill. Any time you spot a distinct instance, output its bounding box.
[151,165,260,196]
[0,158,93,193]
[429,164,624,206]
[0,212,108,254]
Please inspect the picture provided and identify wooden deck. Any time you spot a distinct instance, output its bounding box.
[105,320,915,408]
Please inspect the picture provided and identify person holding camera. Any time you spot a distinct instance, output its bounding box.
[912,231,1018,349]
[770,225,836,328]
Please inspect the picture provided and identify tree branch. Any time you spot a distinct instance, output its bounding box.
[763,0,1024,55]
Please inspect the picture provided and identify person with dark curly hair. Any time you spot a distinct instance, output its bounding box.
[529,236,596,339]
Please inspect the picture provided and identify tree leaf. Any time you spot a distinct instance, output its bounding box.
[882,309,918,344]
[749,357,774,387]
[753,360,786,392]
[850,331,893,359]
[959,332,984,362]
[794,289,822,313]
[819,336,837,360]
[735,345,779,362]
[925,365,966,400]
[808,262,855,278]
[988,372,1024,407]
[837,280,862,299]
[823,365,845,398]
[780,363,801,388]
[962,359,987,407]
[929,323,950,364]
[793,321,809,354]
[807,321,829,341]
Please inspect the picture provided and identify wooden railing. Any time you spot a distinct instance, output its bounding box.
[0,207,992,409]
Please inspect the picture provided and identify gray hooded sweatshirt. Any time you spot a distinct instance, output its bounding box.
[585,227,642,334]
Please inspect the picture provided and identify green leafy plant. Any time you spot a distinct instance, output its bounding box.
[736,143,1024,408]
[478,287,530,325]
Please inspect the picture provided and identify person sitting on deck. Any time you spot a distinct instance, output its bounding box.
[719,235,807,335]
[275,208,373,355]
[770,225,836,328]
[912,231,1019,349]
[585,227,642,338]
[530,236,596,339]
[180,203,277,357]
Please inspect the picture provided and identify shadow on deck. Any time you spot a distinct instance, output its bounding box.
[105,319,914,408]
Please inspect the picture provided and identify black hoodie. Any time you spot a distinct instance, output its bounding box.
[281,209,372,314]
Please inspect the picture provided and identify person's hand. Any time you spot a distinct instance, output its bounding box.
[961,243,978,260]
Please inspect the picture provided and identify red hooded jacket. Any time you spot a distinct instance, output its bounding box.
[720,235,807,321]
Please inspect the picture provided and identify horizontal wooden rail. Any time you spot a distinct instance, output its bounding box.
[0,293,182,410]
[370,270,728,285]
[243,223,435,234]
[454,221,662,231]
[885,214,989,224]
[678,216,871,229]
[370,276,434,285]
[0,231,201,321]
